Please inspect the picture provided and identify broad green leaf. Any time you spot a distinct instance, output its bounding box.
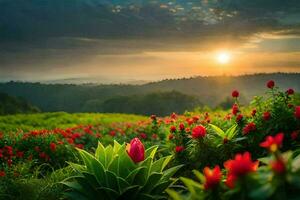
[133,167,148,186]
[117,177,130,193]
[226,125,238,139]
[113,140,121,154]
[105,171,119,191]
[105,145,114,168]
[209,124,225,138]
[151,156,173,173]
[151,181,172,194]
[95,142,106,164]
[146,145,159,159]
[126,167,147,184]
[97,187,119,200]
[161,165,184,182]
[118,185,140,199]
[141,172,163,193]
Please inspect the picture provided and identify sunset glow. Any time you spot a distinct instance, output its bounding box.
[216,52,231,64]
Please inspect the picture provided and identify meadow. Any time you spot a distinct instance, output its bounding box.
[1,80,300,200]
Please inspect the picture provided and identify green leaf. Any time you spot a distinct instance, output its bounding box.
[133,167,148,186]
[61,180,84,192]
[117,177,130,193]
[77,148,106,186]
[151,181,172,194]
[64,191,89,200]
[126,167,147,184]
[97,187,119,200]
[141,172,163,193]
[151,156,173,173]
[105,145,114,168]
[209,124,225,138]
[249,183,275,199]
[192,170,205,183]
[68,162,85,172]
[105,170,119,192]
[146,145,159,159]
[226,125,238,139]
[108,154,120,174]
[95,142,106,165]
[161,165,184,182]
[258,157,272,165]
[292,154,300,172]
[113,140,122,154]
[117,185,140,199]
[180,177,202,195]
[166,189,183,200]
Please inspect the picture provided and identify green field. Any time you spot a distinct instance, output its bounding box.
[0,112,147,132]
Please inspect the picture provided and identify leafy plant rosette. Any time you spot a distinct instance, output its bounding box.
[62,138,183,200]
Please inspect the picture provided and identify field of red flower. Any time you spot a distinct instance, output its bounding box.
[1,80,300,199]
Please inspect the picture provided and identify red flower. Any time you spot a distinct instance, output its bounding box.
[126,138,145,163]
[170,112,177,119]
[295,106,300,119]
[236,114,243,123]
[175,146,184,153]
[109,131,116,137]
[16,151,24,158]
[243,122,256,135]
[224,152,259,188]
[170,126,177,133]
[75,144,84,149]
[193,116,200,122]
[0,171,5,177]
[50,142,57,152]
[286,88,295,95]
[168,134,174,140]
[150,115,157,121]
[232,104,239,116]
[260,133,284,152]
[152,134,158,139]
[179,123,185,131]
[291,131,298,140]
[192,125,207,139]
[267,80,275,89]
[271,158,286,174]
[203,165,222,190]
[139,133,147,139]
[263,111,271,121]
[39,152,46,159]
[232,90,239,98]
[251,109,257,117]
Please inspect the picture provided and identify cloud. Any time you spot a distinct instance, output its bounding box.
[0,0,300,81]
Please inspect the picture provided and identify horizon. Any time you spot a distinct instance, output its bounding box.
[1,72,300,85]
[1,0,300,81]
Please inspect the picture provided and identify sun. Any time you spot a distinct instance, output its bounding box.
[216,51,231,64]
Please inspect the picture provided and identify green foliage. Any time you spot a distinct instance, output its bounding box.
[100,91,203,116]
[0,165,73,200]
[63,140,183,200]
[0,92,40,115]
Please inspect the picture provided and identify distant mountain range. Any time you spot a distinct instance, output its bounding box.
[0,73,299,114]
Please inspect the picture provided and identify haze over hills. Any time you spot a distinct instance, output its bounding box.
[0,73,299,115]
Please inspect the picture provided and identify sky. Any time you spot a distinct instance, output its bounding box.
[1,0,300,83]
